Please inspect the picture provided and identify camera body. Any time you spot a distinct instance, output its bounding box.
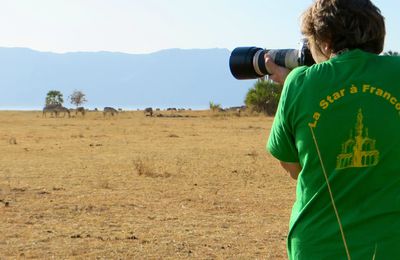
[229,41,315,80]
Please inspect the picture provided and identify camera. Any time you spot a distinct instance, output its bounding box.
[229,40,315,80]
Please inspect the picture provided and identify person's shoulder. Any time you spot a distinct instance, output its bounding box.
[285,66,308,86]
[285,64,321,91]
[278,66,313,104]
[287,66,308,80]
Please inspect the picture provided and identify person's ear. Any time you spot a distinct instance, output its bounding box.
[322,42,332,57]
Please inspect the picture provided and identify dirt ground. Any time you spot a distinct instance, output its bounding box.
[0,110,296,259]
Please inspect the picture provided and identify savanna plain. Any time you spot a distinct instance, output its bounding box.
[0,110,296,259]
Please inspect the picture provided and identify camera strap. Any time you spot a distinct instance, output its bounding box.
[309,125,352,260]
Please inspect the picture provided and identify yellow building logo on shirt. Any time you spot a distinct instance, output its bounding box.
[336,109,380,169]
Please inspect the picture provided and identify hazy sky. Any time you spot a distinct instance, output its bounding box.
[1,0,398,54]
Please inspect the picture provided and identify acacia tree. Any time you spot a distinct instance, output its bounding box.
[69,90,87,107]
[45,90,64,106]
[245,79,281,116]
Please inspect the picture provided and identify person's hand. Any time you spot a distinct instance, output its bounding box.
[264,54,291,85]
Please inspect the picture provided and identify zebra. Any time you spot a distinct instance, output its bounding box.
[75,107,86,116]
[42,104,70,118]
[43,104,58,117]
[54,106,71,118]
[103,107,118,117]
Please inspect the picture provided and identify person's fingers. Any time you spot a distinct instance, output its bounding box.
[264,54,291,85]
[264,54,278,74]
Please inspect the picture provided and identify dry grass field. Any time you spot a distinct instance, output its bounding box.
[0,110,296,259]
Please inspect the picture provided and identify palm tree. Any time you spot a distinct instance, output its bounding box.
[209,101,221,112]
[245,79,281,115]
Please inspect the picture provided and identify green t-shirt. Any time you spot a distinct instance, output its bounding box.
[267,49,400,259]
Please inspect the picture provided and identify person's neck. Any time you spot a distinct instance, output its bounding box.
[330,48,350,58]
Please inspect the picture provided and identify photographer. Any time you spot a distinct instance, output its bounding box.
[266,0,400,259]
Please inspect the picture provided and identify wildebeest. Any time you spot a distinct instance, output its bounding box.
[43,104,70,118]
[103,107,118,117]
[144,107,153,117]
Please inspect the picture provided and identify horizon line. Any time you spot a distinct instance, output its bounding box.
[0,46,232,55]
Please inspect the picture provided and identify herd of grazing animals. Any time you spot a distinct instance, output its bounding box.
[42,105,247,118]
[42,105,120,118]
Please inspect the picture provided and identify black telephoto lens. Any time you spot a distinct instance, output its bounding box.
[229,47,268,80]
[229,41,315,80]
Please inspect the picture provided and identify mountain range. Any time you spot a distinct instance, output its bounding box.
[0,47,255,110]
